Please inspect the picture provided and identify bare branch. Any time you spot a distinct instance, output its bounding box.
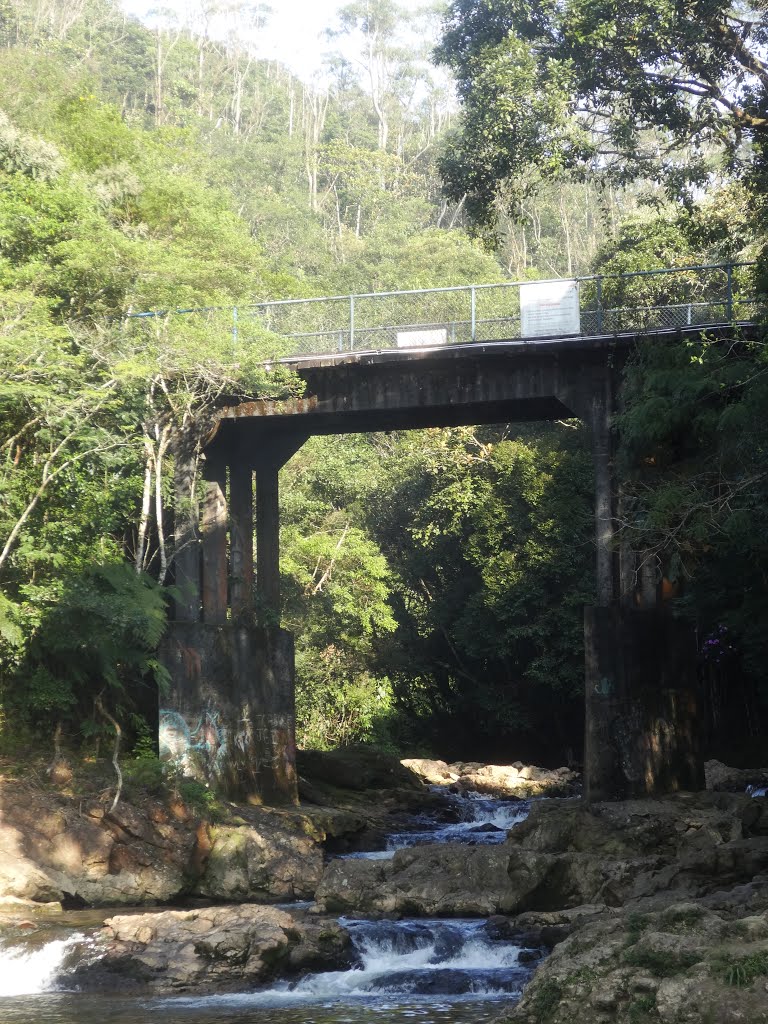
[95,695,123,813]
[309,523,350,596]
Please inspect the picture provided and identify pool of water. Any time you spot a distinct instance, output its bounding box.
[0,993,520,1024]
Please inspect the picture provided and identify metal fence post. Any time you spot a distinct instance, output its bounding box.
[726,264,734,322]
[350,295,355,350]
[233,306,238,349]
[596,277,604,334]
[470,286,476,342]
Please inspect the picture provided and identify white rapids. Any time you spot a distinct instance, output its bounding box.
[154,918,536,1010]
[341,789,530,860]
[0,934,85,997]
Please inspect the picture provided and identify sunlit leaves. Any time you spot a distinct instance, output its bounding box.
[435,0,768,227]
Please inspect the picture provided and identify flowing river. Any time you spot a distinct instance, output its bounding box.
[0,788,542,1024]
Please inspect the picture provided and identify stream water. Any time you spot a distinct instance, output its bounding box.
[0,787,541,1024]
[340,791,530,860]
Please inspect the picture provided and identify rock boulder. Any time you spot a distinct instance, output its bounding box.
[401,758,579,798]
[0,777,326,906]
[504,886,768,1024]
[705,758,768,793]
[197,821,322,901]
[73,904,350,992]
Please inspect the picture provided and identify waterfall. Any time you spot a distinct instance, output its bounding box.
[152,918,538,1010]
[0,934,84,997]
[342,789,530,860]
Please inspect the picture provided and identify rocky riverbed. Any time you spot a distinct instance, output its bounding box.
[0,748,576,908]
[1,752,768,1022]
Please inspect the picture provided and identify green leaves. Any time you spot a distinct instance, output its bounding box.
[0,109,63,180]
[54,94,140,172]
[0,591,23,652]
[436,0,591,225]
[20,561,169,719]
[280,424,594,756]
[281,435,399,749]
[0,93,314,747]
[436,0,768,227]
[348,425,593,754]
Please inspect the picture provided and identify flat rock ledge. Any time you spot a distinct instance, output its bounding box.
[314,792,768,917]
[401,758,578,798]
[72,904,350,993]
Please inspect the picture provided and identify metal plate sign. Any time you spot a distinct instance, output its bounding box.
[520,280,580,338]
[396,328,448,347]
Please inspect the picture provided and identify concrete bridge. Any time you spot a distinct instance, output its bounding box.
[154,265,757,806]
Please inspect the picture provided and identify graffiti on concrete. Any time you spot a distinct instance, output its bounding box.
[245,713,295,770]
[594,676,615,698]
[159,705,228,780]
[160,705,298,791]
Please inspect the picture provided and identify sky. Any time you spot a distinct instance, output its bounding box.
[120,0,437,81]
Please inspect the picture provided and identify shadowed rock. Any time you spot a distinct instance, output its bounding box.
[315,793,768,917]
[71,904,350,993]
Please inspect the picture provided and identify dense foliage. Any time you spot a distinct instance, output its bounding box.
[436,0,768,227]
[281,425,594,760]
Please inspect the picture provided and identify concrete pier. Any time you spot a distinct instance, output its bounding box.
[159,623,297,804]
[584,606,703,800]
[162,437,303,805]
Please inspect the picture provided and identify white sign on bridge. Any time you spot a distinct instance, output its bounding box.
[520,280,580,338]
[396,328,448,347]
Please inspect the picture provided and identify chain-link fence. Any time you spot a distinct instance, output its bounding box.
[124,262,760,360]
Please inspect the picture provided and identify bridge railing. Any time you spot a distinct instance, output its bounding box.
[123,262,760,359]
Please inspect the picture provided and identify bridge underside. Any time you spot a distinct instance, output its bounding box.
[210,335,619,445]
[217,394,572,439]
[162,331,709,804]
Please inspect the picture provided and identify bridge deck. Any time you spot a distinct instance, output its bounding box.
[208,321,754,452]
[266,321,752,370]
